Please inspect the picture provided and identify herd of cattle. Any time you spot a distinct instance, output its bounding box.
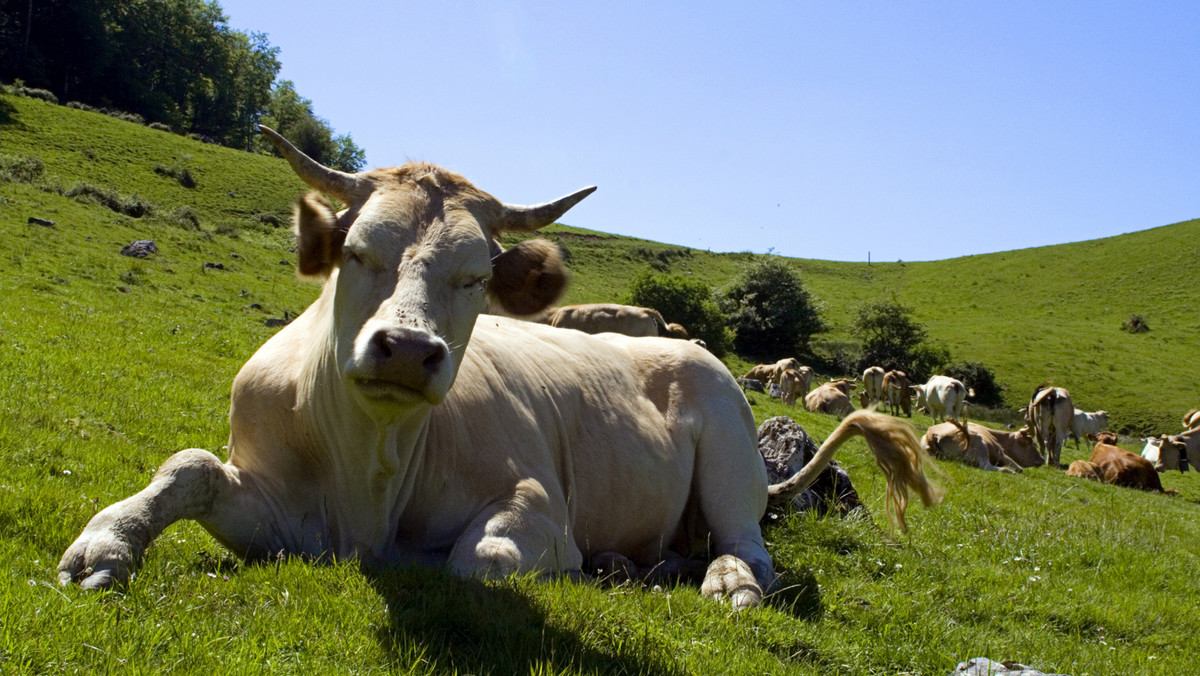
[736,360,1200,493]
[52,127,1192,609]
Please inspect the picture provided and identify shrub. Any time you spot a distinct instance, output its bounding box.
[853,299,937,379]
[65,184,153,217]
[0,155,45,183]
[720,260,825,360]
[148,122,173,132]
[5,81,58,104]
[66,101,100,113]
[627,271,732,356]
[1121,314,1149,333]
[155,163,196,188]
[166,206,201,230]
[944,361,1004,407]
[628,246,692,272]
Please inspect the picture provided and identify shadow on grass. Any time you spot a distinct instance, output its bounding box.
[0,98,19,126]
[365,566,683,676]
[767,565,823,620]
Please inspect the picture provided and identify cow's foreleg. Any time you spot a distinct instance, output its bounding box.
[58,448,275,589]
[447,477,583,580]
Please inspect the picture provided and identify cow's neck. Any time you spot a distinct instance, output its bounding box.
[302,323,435,560]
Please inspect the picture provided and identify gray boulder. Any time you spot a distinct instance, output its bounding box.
[757,416,863,522]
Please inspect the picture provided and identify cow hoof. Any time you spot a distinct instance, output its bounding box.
[701,554,763,609]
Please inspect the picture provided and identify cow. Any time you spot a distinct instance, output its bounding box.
[913,375,969,427]
[58,126,943,610]
[1183,408,1200,429]
[1066,432,1165,492]
[1155,427,1200,473]
[741,357,802,387]
[1027,385,1073,468]
[804,379,856,417]
[881,370,912,417]
[665,322,689,339]
[779,368,804,406]
[1141,437,1162,463]
[859,366,886,408]
[1069,408,1109,448]
[545,303,671,337]
[921,422,1043,472]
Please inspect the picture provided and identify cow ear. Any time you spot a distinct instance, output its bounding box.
[489,239,568,315]
[294,192,346,278]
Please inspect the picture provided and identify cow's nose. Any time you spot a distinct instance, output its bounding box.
[365,327,448,387]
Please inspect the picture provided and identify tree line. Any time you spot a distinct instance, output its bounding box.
[0,0,364,171]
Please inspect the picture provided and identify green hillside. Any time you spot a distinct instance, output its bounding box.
[3,93,1199,674]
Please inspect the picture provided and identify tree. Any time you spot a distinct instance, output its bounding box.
[258,80,365,171]
[853,299,932,377]
[627,271,732,356]
[720,260,825,360]
[945,361,1004,407]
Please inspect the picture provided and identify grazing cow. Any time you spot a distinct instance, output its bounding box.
[913,375,969,426]
[546,303,670,337]
[58,127,942,610]
[1155,428,1200,473]
[1066,432,1164,492]
[804,379,855,417]
[1027,385,1073,468]
[1183,408,1200,429]
[921,422,1043,472]
[881,370,912,417]
[859,366,886,408]
[1069,408,1110,448]
[741,357,802,387]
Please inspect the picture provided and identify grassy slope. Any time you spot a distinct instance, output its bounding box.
[2,93,1199,675]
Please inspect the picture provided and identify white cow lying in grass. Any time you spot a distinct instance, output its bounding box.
[58,127,944,610]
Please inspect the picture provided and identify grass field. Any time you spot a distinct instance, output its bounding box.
[2,92,1199,674]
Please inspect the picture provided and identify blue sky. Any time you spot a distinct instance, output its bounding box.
[218,1,1199,262]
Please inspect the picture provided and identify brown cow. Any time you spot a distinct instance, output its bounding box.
[779,368,805,406]
[804,379,855,416]
[922,422,1043,472]
[882,370,912,417]
[1067,432,1164,492]
[741,357,802,386]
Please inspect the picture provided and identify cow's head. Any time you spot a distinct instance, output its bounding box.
[1089,431,1120,446]
[1007,426,1044,467]
[1156,435,1189,472]
[262,126,593,415]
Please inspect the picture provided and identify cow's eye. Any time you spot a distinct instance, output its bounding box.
[343,249,363,266]
[463,276,490,291]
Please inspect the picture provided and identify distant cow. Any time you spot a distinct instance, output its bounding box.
[1027,385,1073,468]
[922,422,1043,472]
[779,369,804,406]
[881,370,912,417]
[547,303,671,337]
[1156,427,1200,473]
[1140,437,1162,463]
[859,366,886,408]
[1183,408,1200,429]
[913,375,968,426]
[742,358,802,387]
[804,379,855,417]
[1069,409,1109,448]
[1066,432,1164,492]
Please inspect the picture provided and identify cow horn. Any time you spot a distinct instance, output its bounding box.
[497,186,597,232]
[258,125,366,202]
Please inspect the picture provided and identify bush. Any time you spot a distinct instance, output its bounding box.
[1121,314,1149,333]
[853,299,926,373]
[720,260,825,360]
[627,271,732,356]
[944,361,1004,407]
[147,122,173,132]
[155,163,196,188]
[65,184,153,217]
[4,81,58,104]
[66,101,100,113]
[628,246,692,272]
[166,206,201,230]
[0,155,45,183]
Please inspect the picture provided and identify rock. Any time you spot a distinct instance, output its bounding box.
[757,416,864,522]
[949,657,1067,676]
[120,240,158,258]
[768,382,782,398]
[737,378,766,393]
[28,216,55,227]
[203,262,225,270]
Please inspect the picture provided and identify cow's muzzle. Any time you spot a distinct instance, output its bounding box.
[348,326,449,403]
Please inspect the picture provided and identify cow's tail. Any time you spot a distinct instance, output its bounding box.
[1184,408,1200,429]
[645,308,670,336]
[767,410,944,532]
[950,381,969,437]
